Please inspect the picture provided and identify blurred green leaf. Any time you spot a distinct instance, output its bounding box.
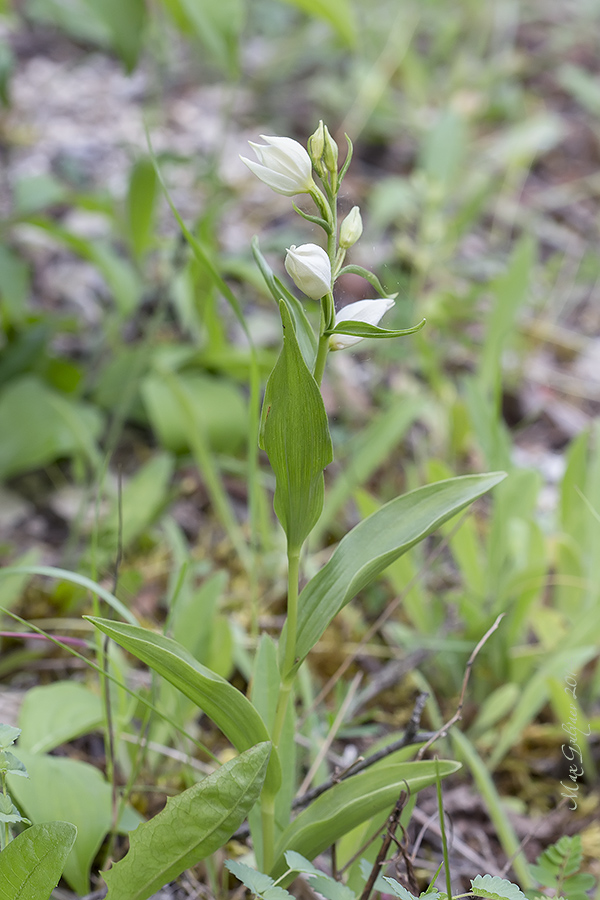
[126,158,158,259]
[0,376,102,479]
[260,301,333,550]
[8,751,139,895]
[160,0,245,71]
[141,372,248,454]
[0,247,30,326]
[0,822,77,900]
[14,175,68,216]
[558,64,600,117]
[99,452,174,552]
[420,108,467,187]
[103,744,271,900]
[277,0,356,44]
[18,682,104,755]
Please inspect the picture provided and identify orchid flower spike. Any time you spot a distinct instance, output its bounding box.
[240,135,315,196]
[329,297,395,350]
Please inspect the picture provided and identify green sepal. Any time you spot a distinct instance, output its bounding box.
[259,301,333,550]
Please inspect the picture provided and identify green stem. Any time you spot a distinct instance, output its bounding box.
[281,547,301,686]
[262,546,301,873]
[313,330,330,387]
[260,790,276,873]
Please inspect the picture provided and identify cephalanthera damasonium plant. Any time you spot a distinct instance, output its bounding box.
[81,123,506,900]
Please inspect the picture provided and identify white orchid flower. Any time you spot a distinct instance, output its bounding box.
[329,297,395,350]
[284,243,332,300]
[240,135,315,196]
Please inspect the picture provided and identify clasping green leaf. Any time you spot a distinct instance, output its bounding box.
[259,301,333,549]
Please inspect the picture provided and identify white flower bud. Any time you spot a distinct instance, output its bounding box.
[339,206,363,249]
[240,135,315,196]
[285,243,332,300]
[329,298,395,350]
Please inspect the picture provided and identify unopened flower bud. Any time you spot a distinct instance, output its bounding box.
[323,124,339,174]
[285,243,331,300]
[240,135,314,196]
[339,206,363,249]
[308,121,326,174]
[329,298,395,350]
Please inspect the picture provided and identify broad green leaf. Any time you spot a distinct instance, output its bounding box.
[103,743,270,900]
[259,301,333,550]
[126,157,158,258]
[0,376,102,479]
[8,752,119,895]
[141,372,248,454]
[293,472,506,665]
[86,618,281,795]
[0,821,77,900]
[99,452,174,552]
[271,759,460,877]
[18,682,103,755]
[277,0,356,44]
[470,874,527,900]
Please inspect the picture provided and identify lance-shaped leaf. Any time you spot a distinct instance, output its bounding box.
[292,472,506,666]
[103,743,271,900]
[327,318,426,342]
[271,759,460,877]
[0,821,77,900]
[86,618,281,795]
[260,301,333,550]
